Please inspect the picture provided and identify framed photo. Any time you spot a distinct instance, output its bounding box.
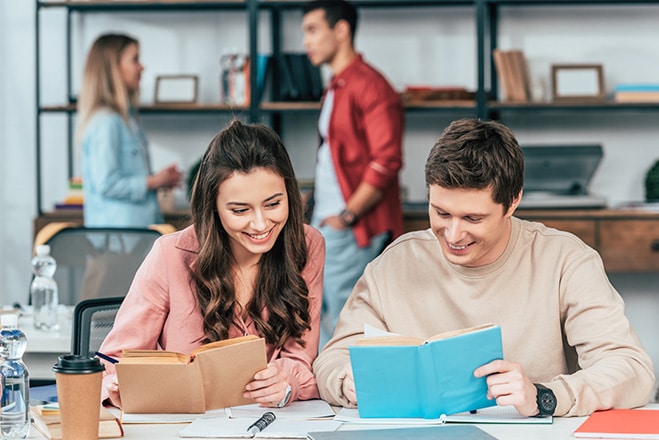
[154,75,199,104]
[551,64,604,102]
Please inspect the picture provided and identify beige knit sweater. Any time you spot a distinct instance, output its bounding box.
[313,217,655,417]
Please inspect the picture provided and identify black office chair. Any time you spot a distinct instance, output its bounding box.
[71,296,125,357]
[32,223,173,305]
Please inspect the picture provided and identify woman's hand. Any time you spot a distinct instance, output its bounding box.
[104,374,122,408]
[243,363,290,407]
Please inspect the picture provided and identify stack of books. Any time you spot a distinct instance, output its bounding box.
[493,49,531,103]
[55,177,83,210]
[614,84,659,102]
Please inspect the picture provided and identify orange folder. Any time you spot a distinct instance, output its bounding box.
[574,408,659,438]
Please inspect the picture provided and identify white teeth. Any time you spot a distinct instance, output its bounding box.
[448,243,467,250]
[250,231,269,240]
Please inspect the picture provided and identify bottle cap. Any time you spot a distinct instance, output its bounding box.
[0,314,18,327]
[36,244,51,257]
[53,354,105,374]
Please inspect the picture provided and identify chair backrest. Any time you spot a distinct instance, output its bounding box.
[33,225,166,305]
[72,296,124,356]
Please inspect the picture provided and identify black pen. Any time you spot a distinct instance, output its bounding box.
[95,351,119,364]
[246,411,276,435]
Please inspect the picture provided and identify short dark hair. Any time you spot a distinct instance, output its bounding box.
[303,0,359,42]
[424,118,524,212]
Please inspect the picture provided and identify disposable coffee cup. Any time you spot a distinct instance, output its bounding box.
[53,355,105,440]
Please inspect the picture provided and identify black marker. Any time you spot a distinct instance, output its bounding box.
[246,411,276,435]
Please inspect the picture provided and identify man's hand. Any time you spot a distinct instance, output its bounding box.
[474,359,539,416]
[341,372,357,407]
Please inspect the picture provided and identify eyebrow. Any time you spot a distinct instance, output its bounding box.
[225,192,284,207]
[430,203,488,218]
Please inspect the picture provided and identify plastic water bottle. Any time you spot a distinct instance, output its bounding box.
[31,244,59,331]
[0,314,30,439]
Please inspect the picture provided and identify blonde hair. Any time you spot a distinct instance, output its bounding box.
[76,33,140,142]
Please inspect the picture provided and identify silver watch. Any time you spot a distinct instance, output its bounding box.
[276,384,292,408]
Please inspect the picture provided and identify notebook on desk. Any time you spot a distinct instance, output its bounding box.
[519,145,607,209]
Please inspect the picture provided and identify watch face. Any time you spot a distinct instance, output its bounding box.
[539,391,556,412]
[535,384,557,416]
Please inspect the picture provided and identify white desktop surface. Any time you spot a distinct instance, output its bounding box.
[26,413,587,439]
[18,309,72,380]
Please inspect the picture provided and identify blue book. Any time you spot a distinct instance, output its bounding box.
[614,84,659,92]
[349,324,503,419]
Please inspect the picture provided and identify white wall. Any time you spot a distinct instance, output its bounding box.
[2,3,37,307]
[0,1,6,305]
[2,3,658,379]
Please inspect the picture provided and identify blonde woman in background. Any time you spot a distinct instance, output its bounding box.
[77,33,182,227]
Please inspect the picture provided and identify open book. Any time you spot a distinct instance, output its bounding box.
[31,405,123,439]
[116,335,267,414]
[349,323,503,418]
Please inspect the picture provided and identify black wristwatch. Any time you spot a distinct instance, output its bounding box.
[339,209,358,227]
[534,383,557,416]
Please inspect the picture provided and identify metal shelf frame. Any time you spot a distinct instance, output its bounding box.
[34,0,659,215]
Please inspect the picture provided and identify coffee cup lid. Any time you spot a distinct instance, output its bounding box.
[52,355,105,374]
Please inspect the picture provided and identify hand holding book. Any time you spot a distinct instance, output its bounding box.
[349,323,503,418]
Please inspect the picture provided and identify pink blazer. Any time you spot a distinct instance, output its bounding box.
[99,224,325,404]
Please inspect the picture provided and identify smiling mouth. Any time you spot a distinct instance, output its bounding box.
[447,242,469,251]
[246,230,271,240]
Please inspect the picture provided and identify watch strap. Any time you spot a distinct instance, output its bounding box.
[339,209,358,227]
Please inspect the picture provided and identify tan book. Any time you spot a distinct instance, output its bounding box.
[493,49,514,102]
[116,335,267,414]
[614,91,659,102]
[508,50,531,102]
[31,405,124,439]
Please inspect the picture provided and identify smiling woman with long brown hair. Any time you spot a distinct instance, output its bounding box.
[98,119,325,409]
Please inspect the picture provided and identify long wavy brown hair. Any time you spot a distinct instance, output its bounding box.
[189,120,310,349]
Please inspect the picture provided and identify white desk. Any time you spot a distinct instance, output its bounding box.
[18,310,72,381]
[25,403,659,439]
[26,415,587,439]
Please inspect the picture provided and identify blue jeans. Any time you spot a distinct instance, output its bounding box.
[317,225,388,349]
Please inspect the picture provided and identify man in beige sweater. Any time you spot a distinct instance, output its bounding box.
[313,118,655,417]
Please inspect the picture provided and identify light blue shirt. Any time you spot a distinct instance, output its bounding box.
[82,109,162,227]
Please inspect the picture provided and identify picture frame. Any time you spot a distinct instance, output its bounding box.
[154,75,199,104]
[551,64,604,102]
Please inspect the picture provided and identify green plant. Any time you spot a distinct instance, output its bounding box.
[646,159,659,202]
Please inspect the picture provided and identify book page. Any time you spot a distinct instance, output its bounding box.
[363,323,397,338]
[226,400,335,420]
[446,405,552,424]
[192,334,261,355]
[352,335,424,346]
[426,323,495,343]
[119,351,189,364]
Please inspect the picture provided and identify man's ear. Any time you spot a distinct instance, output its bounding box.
[334,19,351,43]
[506,189,523,217]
